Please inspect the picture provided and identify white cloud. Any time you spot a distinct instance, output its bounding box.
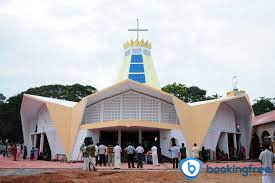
[0,0,275,101]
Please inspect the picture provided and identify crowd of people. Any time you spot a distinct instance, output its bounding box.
[79,140,162,171]
[0,140,46,161]
[216,145,247,161]
[79,138,205,171]
[0,142,29,161]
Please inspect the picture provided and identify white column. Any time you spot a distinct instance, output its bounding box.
[118,130,121,146]
[34,134,37,148]
[39,133,44,153]
[139,129,142,144]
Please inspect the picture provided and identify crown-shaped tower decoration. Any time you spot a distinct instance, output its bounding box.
[117,19,160,89]
[123,39,152,49]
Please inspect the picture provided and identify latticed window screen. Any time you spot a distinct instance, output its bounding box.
[103,96,121,121]
[141,96,159,122]
[82,91,179,124]
[83,103,100,124]
[161,102,178,123]
[122,93,140,120]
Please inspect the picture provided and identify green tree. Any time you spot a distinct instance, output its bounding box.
[161,82,220,103]
[0,84,97,143]
[252,97,275,116]
[24,84,96,102]
[0,93,5,104]
[161,83,188,101]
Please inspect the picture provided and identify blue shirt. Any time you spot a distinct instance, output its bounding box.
[171,146,179,158]
[125,145,135,154]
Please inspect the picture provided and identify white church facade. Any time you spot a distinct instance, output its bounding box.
[20,21,253,161]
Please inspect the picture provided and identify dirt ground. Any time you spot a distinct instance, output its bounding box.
[0,169,262,183]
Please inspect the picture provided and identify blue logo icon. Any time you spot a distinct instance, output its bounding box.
[179,158,203,181]
[188,162,196,174]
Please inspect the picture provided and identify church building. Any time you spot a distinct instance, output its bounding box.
[20,21,253,161]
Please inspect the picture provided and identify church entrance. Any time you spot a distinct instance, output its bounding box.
[100,131,118,146]
[121,131,139,161]
[121,131,139,149]
[42,134,51,161]
[228,133,234,159]
[97,128,161,161]
[142,131,160,152]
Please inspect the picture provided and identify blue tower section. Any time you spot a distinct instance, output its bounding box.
[128,55,146,83]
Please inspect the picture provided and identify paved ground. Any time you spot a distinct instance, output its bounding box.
[0,157,272,183]
[0,156,263,170]
[0,169,263,183]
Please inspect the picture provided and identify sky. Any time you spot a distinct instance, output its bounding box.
[0,0,275,102]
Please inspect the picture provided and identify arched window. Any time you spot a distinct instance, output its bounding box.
[261,131,271,145]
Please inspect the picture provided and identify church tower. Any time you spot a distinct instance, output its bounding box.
[117,19,160,89]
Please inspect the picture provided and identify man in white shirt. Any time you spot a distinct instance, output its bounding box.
[192,143,200,159]
[259,144,274,183]
[114,143,122,169]
[136,143,144,168]
[151,144,159,166]
[98,142,107,166]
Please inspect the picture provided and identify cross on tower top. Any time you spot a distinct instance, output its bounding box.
[128,19,148,40]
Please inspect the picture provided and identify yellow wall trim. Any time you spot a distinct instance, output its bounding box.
[80,120,180,130]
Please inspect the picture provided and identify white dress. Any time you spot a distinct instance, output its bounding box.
[151,146,159,166]
[114,145,122,169]
[259,149,274,183]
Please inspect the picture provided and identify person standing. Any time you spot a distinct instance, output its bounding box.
[23,146,27,160]
[107,145,114,166]
[87,144,97,171]
[34,148,39,160]
[98,142,107,166]
[114,143,122,169]
[125,143,136,168]
[82,144,91,171]
[16,145,21,160]
[241,145,246,160]
[180,143,186,160]
[95,143,99,166]
[82,137,97,171]
[171,143,179,168]
[259,144,274,183]
[135,143,144,168]
[11,145,17,161]
[30,147,35,160]
[201,146,208,162]
[151,144,159,166]
[192,143,200,159]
